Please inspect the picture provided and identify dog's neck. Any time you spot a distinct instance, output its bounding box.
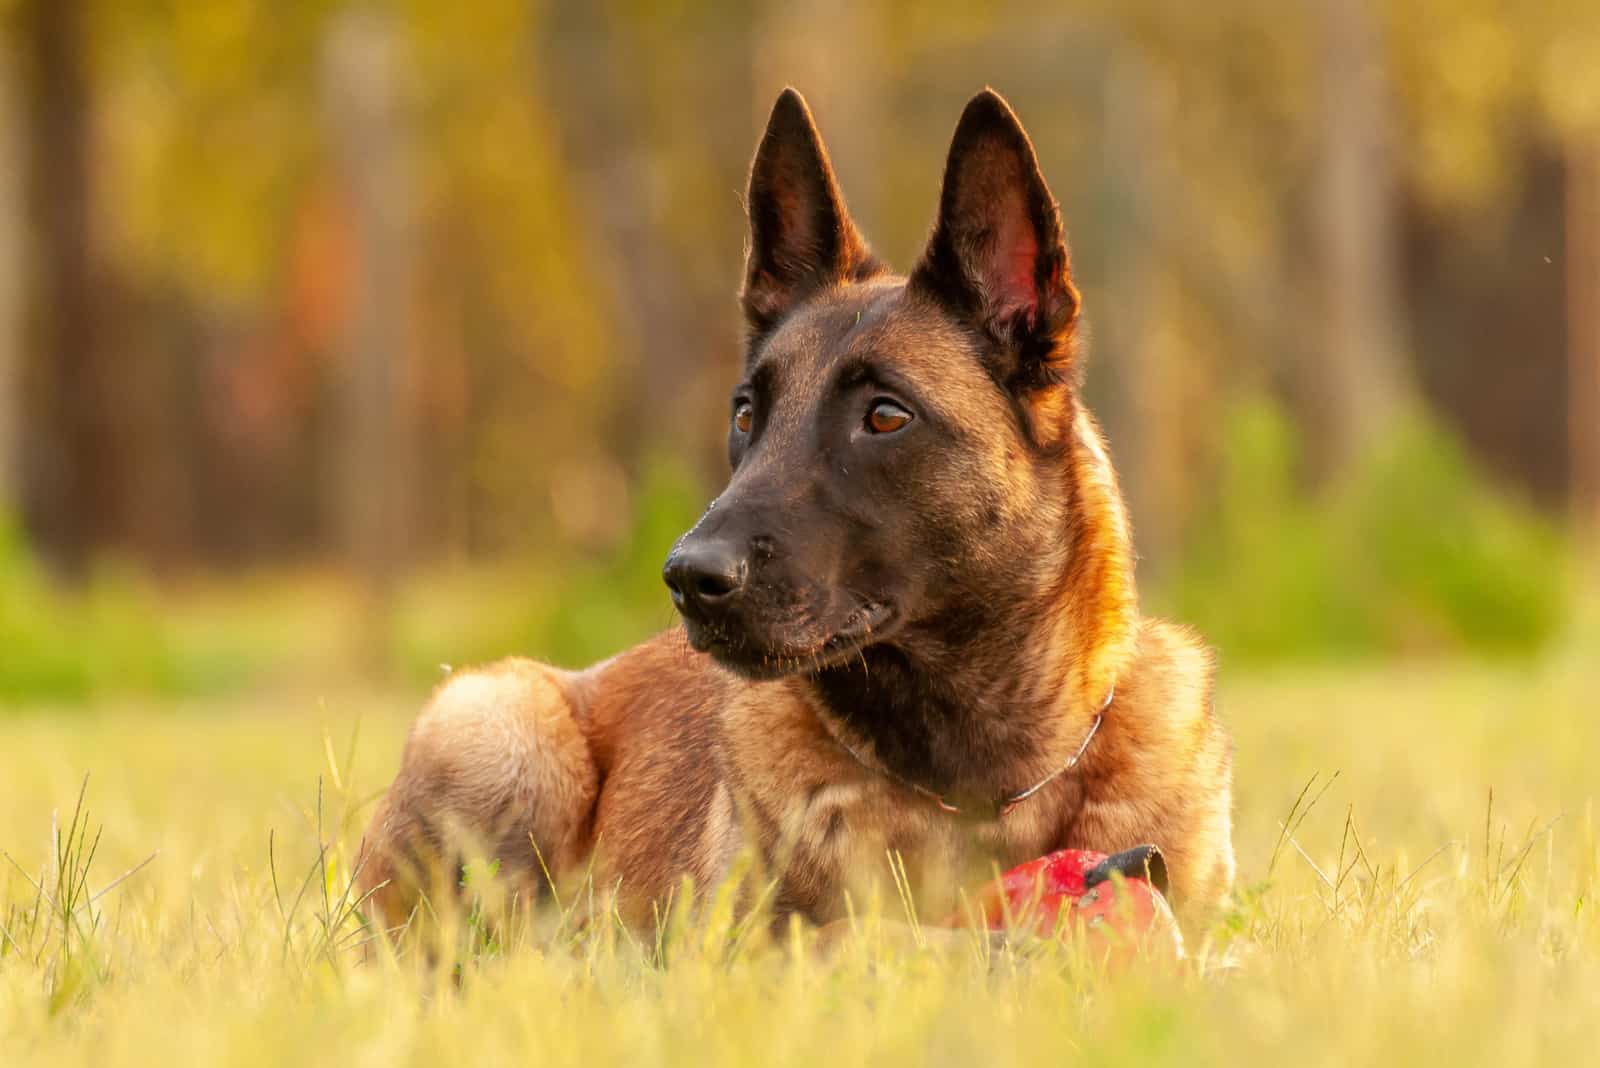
[807,407,1139,804]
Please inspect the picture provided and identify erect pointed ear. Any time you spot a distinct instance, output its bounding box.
[910,90,1082,437]
[741,88,881,339]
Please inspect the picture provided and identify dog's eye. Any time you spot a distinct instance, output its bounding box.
[733,402,754,434]
[867,400,913,435]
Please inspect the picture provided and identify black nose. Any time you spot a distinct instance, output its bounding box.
[663,541,748,615]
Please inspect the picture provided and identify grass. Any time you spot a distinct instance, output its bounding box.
[2,651,1597,1066]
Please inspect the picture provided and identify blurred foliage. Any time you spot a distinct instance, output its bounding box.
[1388,0,1600,207]
[0,460,705,705]
[390,457,703,682]
[0,514,342,702]
[1164,398,1570,663]
[0,516,176,700]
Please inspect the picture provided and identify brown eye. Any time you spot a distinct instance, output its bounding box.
[733,402,753,434]
[867,400,912,435]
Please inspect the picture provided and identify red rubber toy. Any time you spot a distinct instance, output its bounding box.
[951,845,1183,961]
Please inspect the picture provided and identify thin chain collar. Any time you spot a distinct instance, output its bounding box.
[829,686,1112,820]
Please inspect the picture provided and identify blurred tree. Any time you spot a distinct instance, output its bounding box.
[15,0,107,578]
[541,0,753,484]
[0,46,20,513]
[1311,0,1416,479]
[11,0,621,567]
[323,6,415,669]
[1570,131,1600,549]
[1099,47,1183,577]
[754,0,884,230]
[403,0,619,555]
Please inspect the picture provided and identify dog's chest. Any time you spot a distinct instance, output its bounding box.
[717,688,1062,920]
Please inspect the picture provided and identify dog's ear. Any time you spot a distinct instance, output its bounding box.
[742,88,881,340]
[911,89,1081,446]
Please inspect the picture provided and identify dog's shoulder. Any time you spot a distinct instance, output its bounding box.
[1068,616,1234,908]
[1122,618,1219,735]
[1074,616,1227,826]
[578,628,735,768]
[578,631,747,911]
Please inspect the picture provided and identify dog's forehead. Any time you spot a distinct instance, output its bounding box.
[751,281,990,401]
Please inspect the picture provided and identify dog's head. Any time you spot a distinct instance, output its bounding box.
[664,88,1094,680]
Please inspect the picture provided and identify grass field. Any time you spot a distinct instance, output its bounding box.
[3,649,1597,1065]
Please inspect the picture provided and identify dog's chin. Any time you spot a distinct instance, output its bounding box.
[682,602,896,680]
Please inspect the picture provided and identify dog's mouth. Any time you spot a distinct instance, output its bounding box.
[815,600,896,661]
[689,601,896,679]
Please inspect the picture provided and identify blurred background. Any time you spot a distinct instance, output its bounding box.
[0,0,1597,704]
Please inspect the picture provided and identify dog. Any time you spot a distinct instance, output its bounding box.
[356,87,1235,937]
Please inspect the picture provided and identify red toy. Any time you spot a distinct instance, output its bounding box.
[950,845,1183,961]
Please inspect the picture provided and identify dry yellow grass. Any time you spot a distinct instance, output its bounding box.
[3,653,1597,1066]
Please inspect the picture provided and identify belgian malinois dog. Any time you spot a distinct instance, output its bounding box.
[358,88,1235,935]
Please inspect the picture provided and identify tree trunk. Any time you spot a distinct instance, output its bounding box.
[1100,49,1182,580]
[752,0,884,232]
[323,9,416,671]
[17,0,103,576]
[0,49,24,515]
[1311,0,1414,479]
[542,4,758,485]
[1568,131,1600,552]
